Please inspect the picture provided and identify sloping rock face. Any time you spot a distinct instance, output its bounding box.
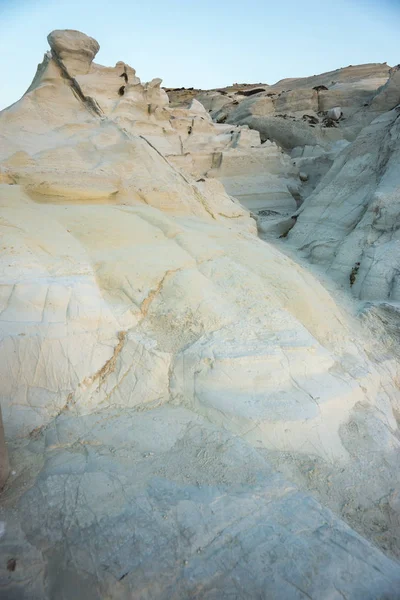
[180,63,400,300]
[2,406,400,600]
[288,73,400,303]
[1,30,400,598]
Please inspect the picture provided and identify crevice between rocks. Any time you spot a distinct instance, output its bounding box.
[50,50,104,118]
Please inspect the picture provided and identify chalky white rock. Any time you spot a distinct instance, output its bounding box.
[0,30,400,599]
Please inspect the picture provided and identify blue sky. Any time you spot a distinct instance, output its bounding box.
[0,0,399,109]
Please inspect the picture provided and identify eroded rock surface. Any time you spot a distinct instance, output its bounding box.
[288,82,400,303]
[1,29,400,599]
[2,406,400,600]
[169,62,395,214]
[47,29,100,76]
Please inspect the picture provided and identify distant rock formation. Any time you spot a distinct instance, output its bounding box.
[175,61,400,306]
[289,91,400,302]
[169,63,393,202]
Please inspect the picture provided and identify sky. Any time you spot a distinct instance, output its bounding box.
[0,0,399,109]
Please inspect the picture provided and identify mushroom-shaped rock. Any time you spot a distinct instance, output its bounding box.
[47,29,100,76]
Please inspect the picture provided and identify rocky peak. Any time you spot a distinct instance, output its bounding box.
[47,29,100,76]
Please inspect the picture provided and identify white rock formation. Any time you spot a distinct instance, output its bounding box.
[47,29,100,75]
[327,106,343,120]
[288,77,400,302]
[189,63,391,150]
[1,30,400,598]
[180,63,393,208]
[23,35,299,216]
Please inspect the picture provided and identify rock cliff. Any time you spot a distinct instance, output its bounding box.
[287,71,400,304]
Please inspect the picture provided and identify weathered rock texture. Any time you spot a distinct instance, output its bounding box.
[288,71,400,303]
[168,62,394,210]
[175,58,400,305]
[0,30,400,599]
[2,406,400,600]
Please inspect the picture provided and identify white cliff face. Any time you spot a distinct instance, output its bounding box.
[185,58,400,307]
[287,75,400,303]
[179,63,393,209]
[1,30,400,599]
